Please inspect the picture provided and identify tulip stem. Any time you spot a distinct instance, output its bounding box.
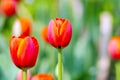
[58,48,62,80]
[115,62,120,80]
[23,69,27,80]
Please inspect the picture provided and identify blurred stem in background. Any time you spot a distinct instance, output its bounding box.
[115,62,120,80]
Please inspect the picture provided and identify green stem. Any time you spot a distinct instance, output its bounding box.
[58,48,62,80]
[115,62,120,80]
[23,70,27,80]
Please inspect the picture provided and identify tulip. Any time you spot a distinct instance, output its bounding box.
[31,74,54,80]
[108,36,120,60]
[10,36,39,80]
[48,18,72,80]
[16,70,31,80]
[12,18,31,38]
[1,0,17,16]
[108,36,120,80]
[48,18,72,48]
[40,26,49,43]
[10,36,39,69]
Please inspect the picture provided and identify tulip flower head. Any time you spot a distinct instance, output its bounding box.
[40,26,49,43]
[16,70,31,80]
[31,74,54,80]
[108,36,120,60]
[12,18,31,38]
[10,36,39,69]
[1,0,17,16]
[48,18,72,48]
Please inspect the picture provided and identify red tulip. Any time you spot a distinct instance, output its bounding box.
[13,0,20,3]
[12,18,31,38]
[108,36,120,60]
[40,26,49,43]
[48,18,72,48]
[10,36,39,69]
[31,74,54,80]
[1,0,17,16]
[16,70,31,80]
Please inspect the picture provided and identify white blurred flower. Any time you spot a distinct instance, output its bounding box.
[12,19,22,37]
[100,12,113,35]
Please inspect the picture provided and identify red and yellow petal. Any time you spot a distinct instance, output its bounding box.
[10,36,23,66]
[61,20,72,47]
[17,37,34,68]
[48,20,58,47]
[60,19,68,37]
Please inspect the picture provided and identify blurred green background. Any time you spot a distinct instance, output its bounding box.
[0,0,119,80]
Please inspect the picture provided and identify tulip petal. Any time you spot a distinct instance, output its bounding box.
[61,20,72,47]
[30,37,39,66]
[10,36,23,66]
[17,37,34,67]
[60,20,68,36]
[48,20,58,47]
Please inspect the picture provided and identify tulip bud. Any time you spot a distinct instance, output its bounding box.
[1,0,17,17]
[40,26,49,43]
[16,70,31,80]
[31,74,54,80]
[12,18,31,38]
[108,36,120,60]
[10,36,39,69]
[48,18,72,48]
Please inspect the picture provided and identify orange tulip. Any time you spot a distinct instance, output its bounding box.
[48,18,72,48]
[31,74,54,80]
[16,70,31,80]
[12,18,31,38]
[1,0,17,16]
[10,36,39,69]
[40,26,49,43]
[108,36,120,60]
